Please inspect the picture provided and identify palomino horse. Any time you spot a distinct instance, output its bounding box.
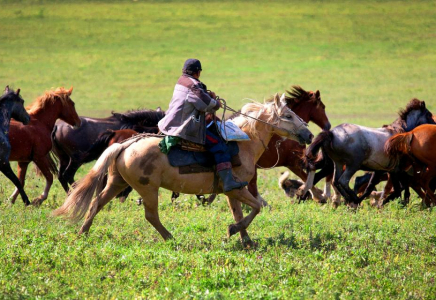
[9,87,81,206]
[385,124,436,206]
[54,94,313,247]
[303,98,435,206]
[52,109,165,192]
[204,86,331,205]
[0,87,31,205]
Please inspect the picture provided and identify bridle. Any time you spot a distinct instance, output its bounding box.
[216,97,308,170]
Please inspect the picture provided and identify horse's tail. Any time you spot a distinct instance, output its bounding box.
[53,138,137,222]
[80,130,117,163]
[384,132,413,160]
[303,131,333,168]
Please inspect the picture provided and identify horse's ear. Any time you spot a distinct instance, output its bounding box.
[68,86,73,95]
[4,85,10,94]
[421,101,426,109]
[280,93,287,106]
[16,88,20,96]
[156,107,162,112]
[315,90,320,99]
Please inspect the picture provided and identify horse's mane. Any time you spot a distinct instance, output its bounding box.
[112,108,165,129]
[387,98,427,133]
[398,98,425,120]
[284,85,324,109]
[27,87,72,114]
[231,97,278,138]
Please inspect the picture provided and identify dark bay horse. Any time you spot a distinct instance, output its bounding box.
[304,99,435,206]
[54,94,313,247]
[385,124,436,206]
[0,87,31,205]
[9,87,81,206]
[52,109,165,192]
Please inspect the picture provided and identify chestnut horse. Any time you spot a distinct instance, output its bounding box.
[54,94,313,247]
[0,87,31,205]
[385,124,436,206]
[9,87,81,206]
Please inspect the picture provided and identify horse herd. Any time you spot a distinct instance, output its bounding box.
[1,85,435,246]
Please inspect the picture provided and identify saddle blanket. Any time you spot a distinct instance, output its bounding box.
[167,142,240,174]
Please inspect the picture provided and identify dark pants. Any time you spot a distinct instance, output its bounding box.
[204,126,231,165]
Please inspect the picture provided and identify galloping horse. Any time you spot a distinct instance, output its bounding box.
[54,94,313,247]
[304,99,435,206]
[204,86,331,205]
[52,109,165,192]
[385,124,436,206]
[0,87,31,205]
[9,87,81,206]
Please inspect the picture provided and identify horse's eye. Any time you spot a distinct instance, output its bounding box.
[286,115,292,119]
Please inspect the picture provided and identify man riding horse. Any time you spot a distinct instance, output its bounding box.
[158,58,248,192]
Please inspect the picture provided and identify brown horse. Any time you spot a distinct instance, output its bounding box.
[54,94,313,247]
[385,124,436,206]
[9,87,81,205]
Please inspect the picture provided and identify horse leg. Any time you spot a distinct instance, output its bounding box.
[332,161,350,203]
[225,188,261,239]
[9,162,29,204]
[58,157,71,193]
[79,174,129,234]
[64,160,82,187]
[137,187,173,240]
[337,165,361,206]
[380,173,403,207]
[226,197,253,247]
[1,162,30,206]
[31,157,54,206]
[358,171,384,201]
[247,168,268,207]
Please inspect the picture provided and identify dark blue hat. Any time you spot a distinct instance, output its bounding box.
[183,59,202,72]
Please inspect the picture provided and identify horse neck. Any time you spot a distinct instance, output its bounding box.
[244,121,275,163]
[0,102,13,129]
[291,104,311,123]
[29,101,63,130]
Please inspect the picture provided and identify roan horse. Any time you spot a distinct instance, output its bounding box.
[303,99,435,206]
[51,109,165,192]
[0,87,31,205]
[384,124,436,206]
[9,87,81,206]
[53,94,313,247]
[204,86,331,205]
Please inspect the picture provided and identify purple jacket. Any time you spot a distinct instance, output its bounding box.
[158,75,220,144]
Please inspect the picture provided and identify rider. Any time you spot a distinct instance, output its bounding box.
[158,58,248,192]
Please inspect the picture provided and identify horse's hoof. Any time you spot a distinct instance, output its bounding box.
[242,238,257,249]
[31,199,43,207]
[136,198,143,206]
[227,224,239,237]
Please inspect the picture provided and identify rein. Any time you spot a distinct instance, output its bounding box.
[218,98,308,136]
[216,98,307,170]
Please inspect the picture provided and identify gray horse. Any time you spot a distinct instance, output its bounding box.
[304,99,435,205]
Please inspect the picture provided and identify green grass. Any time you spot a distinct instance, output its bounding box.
[1,0,436,298]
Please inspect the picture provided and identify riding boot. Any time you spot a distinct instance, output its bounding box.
[216,162,248,192]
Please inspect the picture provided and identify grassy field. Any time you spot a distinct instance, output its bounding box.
[1,0,436,298]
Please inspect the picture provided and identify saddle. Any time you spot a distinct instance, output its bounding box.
[167,140,241,174]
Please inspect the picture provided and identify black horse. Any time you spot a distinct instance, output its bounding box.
[51,108,165,192]
[0,86,31,205]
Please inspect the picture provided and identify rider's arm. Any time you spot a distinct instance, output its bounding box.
[188,85,220,113]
